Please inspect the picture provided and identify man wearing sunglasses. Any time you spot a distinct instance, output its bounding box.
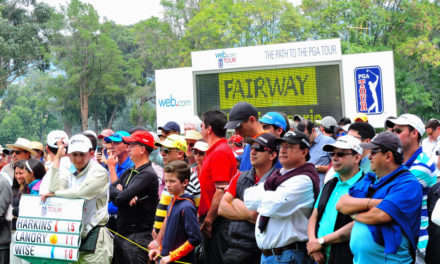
[336,132,422,264]
[307,135,363,264]
[109,130,159,264]
[219,132,278,263]
[1,138,36,185]
[387,114,437,263]
[244,131,320,264]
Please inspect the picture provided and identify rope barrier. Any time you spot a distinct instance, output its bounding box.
[107,228,191,264]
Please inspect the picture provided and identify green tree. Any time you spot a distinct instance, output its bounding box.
[0,0,60,90]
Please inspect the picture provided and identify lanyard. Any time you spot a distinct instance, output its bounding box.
[125,169,139,186]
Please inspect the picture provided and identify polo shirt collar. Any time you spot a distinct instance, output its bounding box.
[404,146,423,167]
[313,132,323,145]
[336,169,363,185]
[206,138,227,155]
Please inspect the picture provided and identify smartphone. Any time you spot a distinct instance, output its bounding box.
[97,146,103,153]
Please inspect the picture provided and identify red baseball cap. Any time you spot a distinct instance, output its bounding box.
[122,131,156,148]
[98,129,114,139]
[229,134,243,144]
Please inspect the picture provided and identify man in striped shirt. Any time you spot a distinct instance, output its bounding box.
[388,114,437,264]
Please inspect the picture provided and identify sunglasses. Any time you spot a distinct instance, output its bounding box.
[251,144,271,152]
[329,152,356,157]
[187,142,195,149]
[161,148,178,154]
[191,149,205,156]
[391,128,403,134]
[11,150,26,155]
[370,149,386,155]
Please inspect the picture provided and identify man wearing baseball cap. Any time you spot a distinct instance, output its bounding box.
[158,121,181,138]
[316,116,338,138]
[387,113,437,262]
[244,131,320,263]
[109,130,159,263]
[307,135,364,264]
[219,132,278,263]
[43,134,113,263]
[336,132,422,264]
[259,112,287,138]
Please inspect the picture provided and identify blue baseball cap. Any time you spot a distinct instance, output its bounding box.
[259,112,287,131]
[104,131,130,143]
[158,121,181,134]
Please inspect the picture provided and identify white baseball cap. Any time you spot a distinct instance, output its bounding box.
[387,114,425,136]
[68,134,92,154]
[323,135,363,155]
[47,130,69,148]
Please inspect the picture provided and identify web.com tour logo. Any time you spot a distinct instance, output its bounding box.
[158,95,191,108]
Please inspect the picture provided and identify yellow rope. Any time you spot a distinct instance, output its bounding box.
[107,228,191,264]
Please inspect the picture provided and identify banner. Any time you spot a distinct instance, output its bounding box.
[15,195,84,263]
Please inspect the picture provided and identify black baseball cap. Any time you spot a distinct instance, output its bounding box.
[224,102,258,129]
[274,131,310,148]
[245,132,277,152]
[158,121,181,134]
[360,131,403,155]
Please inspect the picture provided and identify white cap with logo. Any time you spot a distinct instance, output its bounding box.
[68,134,92,154]
[323,135,363,155]
[387,114,425,136]
[47,130,69,148]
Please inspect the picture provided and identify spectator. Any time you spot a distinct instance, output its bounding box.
[354,113,368,123]
[187,141,207,208]
[19,159,45,195]
[307,135,364,264]
[228,134,244,157]
[159,121,181,138]
[347,122,376,174]
[388,114,437,262]
[422,118,440,170]
[199,110,237,264]
[297,120,334,186]
[153,134,187,234]
[225,102,265,171]
[109,131,159,264]
[339,117,352,127]
[39,130,71,195]
[426,181,440,263]
[104,131,134,233]
[43,134,113,263]
[184,130,203,167]
[0,165,12,263]
[336,132,422,264]
[97,128,114,165]
[259,111,287,138]
[316,116,338,138]
[219,133,278,264]
[244,131,319,264]
[30,141,45,161]
[384,116,396,132]
[149,161,202,264]
[1,138,36,186]
[184,115,203,133]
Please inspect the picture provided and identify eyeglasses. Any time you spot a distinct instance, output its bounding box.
[161,148,178,154]
[251,144,271,152]
[336,132,347,138]
[191,149,205,156]
[11,150,25,155]
[262,124,273,130]
[329,152,356,157]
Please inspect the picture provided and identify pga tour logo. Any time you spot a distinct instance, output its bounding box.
[355,66,384,114]
[215,50,236,68]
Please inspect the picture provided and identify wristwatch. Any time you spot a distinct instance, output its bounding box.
[318,237,325,245]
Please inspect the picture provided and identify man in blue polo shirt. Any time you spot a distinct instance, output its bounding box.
[336,132,422,264]
[307,135,363,264]
[105,131,134,231]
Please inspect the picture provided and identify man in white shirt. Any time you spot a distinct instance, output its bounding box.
[244,131,319,264]
[422,118,440,170]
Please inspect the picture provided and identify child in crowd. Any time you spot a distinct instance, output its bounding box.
[149,160,202,264]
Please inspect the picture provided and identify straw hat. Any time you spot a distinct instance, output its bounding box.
[6,138,37,156]
[31,141,44,152]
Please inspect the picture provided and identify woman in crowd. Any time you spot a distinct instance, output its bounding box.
[20,159,46,195]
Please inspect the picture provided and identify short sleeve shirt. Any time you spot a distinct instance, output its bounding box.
[198,138,237,216]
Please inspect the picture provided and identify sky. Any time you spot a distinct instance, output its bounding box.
[39,0,301,26]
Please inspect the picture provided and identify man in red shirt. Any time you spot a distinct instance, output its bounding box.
[199,110,237,264]
[219,132,278,263]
